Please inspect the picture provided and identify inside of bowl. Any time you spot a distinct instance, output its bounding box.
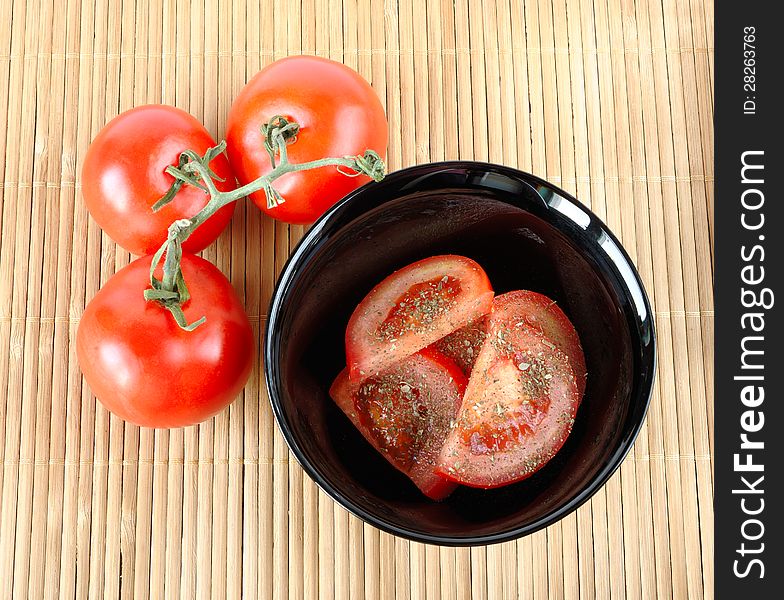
[270,173,651,542]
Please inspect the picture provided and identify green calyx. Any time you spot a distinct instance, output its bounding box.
[143,219,206,331]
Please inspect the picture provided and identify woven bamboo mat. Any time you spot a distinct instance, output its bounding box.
[0,0,713,598]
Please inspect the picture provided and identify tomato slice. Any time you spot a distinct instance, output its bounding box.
[430,316,488,376]
[345,255,494,382]
[436,311,580,488]
[491,291,587,398]
[330,348,466,500]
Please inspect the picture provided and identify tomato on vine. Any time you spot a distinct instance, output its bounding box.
[82,105,237,256]
[78,70,387,427]
[77,254,254,428]
[226,56,388,224]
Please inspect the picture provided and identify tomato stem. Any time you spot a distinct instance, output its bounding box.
[146,116,386,330]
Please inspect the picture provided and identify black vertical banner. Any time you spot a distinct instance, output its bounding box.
[715,2,783,598]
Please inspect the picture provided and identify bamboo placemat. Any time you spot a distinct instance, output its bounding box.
[0,0,714,598]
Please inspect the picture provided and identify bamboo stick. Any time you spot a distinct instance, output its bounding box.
[509,0,532,172]
[317,489,335,600]
[467,0,488,163]
[118,1,146,591]
[27,0,62,596]
[409,541,427,600]
[523,0,545,177]
[685,0,715,256]
[661,1,714,598]
[0,1,36,593]
[495,0,517,168]
[0,3,17,573]
[395,535,410,600]
[51,0,87,596]
[423,0,443,163]
[12,0,50,595]
[481,0,502,165]
[287,3,308,598]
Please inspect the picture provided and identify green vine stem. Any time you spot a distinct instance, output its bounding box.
[145,115,386,329]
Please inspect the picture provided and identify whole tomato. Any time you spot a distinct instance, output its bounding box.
[77,254,254,427]
[82,105,237,256]
[225,56,388,224]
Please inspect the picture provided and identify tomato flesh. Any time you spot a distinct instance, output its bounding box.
[430,316,488,376]
[346,255,493,382]
[378,276,462,341]
[436,300,580,488]
[459,358,552,455]
[330,348,465,500]
[491,290,587,398]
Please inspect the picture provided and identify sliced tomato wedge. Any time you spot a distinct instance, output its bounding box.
[346,255,494,382]
[436,315,580,488]
[330,348,466,500]
[491,291,587,398]
[430,316,488,376]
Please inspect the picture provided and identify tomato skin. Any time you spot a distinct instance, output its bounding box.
[82,105,237,256]
[417,346,467,396]
[346,255,494,382]
[77,254,254,428]
[225,56,388,224]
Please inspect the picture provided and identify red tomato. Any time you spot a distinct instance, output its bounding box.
[82,105,237,256]
[345,255,494,382]
[491,290,587,398]
[225,56,388,224]
[330,348,465,500]
[430,316,488,376]
[436,297,581,488]
[76,254,254,428]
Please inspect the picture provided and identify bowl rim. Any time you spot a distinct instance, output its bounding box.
[264,160,657,546]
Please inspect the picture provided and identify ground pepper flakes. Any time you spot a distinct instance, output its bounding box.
[432,316,488,374]
[376,276,462,341]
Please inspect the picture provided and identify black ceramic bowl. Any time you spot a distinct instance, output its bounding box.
[265,162,655,546]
